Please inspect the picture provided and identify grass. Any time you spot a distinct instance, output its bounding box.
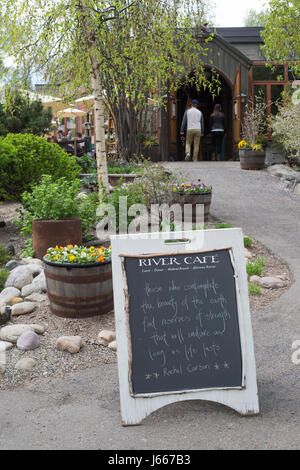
[215,223,233,229]
[0,244,11,266]
[0,269,9,291]
[244,236,253,248]
[246,257,265,276]
[248,282,262,295]
[0,244,11,290]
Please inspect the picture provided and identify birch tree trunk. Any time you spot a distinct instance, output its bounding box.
[90,60,108,191]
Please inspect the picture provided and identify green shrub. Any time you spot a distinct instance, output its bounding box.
[75,154,97,173]
[0,244,11,267]
[248,282,262,295]
[0,133,81,200]
[244,236,253,248]
[246,257,265,276]
[14,175,101,239]
[0,269,9,291]
[107,165,142,174]
[19,239,34,258]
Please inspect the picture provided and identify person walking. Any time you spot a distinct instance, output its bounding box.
[210,104,226,161]
[180,99,204,161]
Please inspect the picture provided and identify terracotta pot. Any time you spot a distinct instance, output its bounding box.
[239,149,266,170]
[171,191,212,223]
[43,257,113,319]
[32,218,82,260]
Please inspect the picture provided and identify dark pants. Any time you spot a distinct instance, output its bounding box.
[211,131,224,156]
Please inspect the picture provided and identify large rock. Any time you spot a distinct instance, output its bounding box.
[97,329,116,346]
[294,183,300,196]
[15,358,36,371]
[0,324,45,343]
[21,258,44,267]
[5,266,33,290]
[11,301,36,317]
[0,287,21,306]
[25,293,47,303]
[56,336,82,354]
[257,276,287,289]
[8,297,23,306]
[21,271,47,297]
[31,271,47,293]
[108,340,117,352]
[17,331,40,350]
[249,275,261,284]
[21,284,35,297]
[267,164,300,182]
[0,340,13,351]
[5,260,21,271]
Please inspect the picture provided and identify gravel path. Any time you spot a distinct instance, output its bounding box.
[0,162,300,450]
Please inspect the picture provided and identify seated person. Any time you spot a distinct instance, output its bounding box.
[74,132,85,157]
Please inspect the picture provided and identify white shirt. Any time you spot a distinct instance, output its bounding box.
[186,108,203,131]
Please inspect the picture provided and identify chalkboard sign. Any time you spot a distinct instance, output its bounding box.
[111,229,259,425]
[123,249,243,396]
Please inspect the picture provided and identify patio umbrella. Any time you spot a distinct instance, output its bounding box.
[74,95,94,108]
[57,107,86,118]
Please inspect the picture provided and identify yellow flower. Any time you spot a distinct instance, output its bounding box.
[66,244,74,249]
[251,143,263,152]
[238,140,247,149]
[68,255,75,261]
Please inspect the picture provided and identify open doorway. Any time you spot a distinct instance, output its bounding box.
[175,69,233,161]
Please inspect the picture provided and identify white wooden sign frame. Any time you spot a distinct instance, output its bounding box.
[111,229,259,426]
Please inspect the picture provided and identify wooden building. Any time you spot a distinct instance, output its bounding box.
[160,27,298,161]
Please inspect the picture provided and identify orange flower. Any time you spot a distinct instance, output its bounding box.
[98,256,104,262]
[66,244,74,249]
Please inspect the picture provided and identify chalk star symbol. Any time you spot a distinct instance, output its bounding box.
[145,374,152,380]
[214,363,219,370]
[153,372,160,379]
[224,362,229,369]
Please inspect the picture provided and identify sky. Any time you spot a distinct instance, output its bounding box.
[213,0,268,27]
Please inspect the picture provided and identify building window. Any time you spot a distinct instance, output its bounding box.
[250,63,294,138]
[252,65,284,82]
[288,68,300,81]
[271,85,284,115]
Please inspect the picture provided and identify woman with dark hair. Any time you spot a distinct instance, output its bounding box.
[210,104,226,161]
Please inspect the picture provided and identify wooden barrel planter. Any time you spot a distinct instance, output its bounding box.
[239,150,266,170]
[171,192,212,223]
[43,258,113,319]
[33,218,82,260]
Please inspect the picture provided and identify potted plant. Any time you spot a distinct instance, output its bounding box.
[239,98,268,170]
[171,180,212,222]
[15,176,100,260]
[44,245,113,318]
